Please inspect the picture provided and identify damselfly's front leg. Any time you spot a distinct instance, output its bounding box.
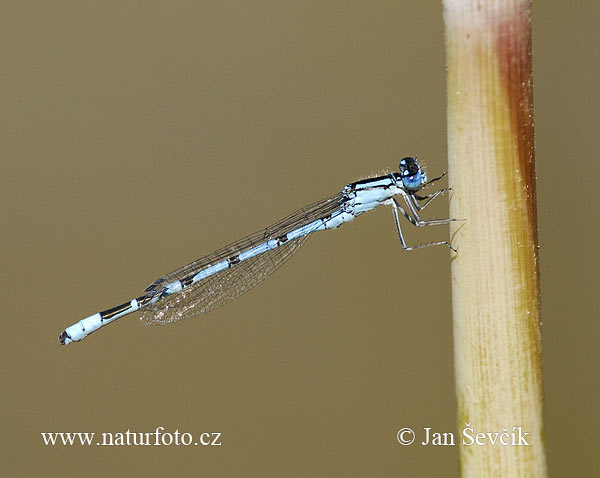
[389,186,459,250]
[411,188,452,212]
[425,171,447,186]
[390,200,454,251]
[394,191,456,228]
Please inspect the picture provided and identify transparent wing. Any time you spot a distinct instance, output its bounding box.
[139,192,344,325]
[140,233,310,324]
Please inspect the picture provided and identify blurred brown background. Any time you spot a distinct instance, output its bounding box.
[1,2,597,476]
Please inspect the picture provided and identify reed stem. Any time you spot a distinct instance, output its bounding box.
[443,1,546,475]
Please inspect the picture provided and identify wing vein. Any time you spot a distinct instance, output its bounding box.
[140,192,344,324]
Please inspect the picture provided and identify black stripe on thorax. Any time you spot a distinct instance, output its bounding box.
[349,173,396,189]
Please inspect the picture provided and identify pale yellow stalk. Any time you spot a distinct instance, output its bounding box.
[443,1,546,476]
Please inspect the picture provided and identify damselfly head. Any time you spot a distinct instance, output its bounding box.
[399,156,427,191]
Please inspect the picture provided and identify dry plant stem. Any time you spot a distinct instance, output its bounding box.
[443,1,546,476]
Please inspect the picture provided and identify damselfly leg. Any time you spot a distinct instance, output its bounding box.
[390,189,457,251]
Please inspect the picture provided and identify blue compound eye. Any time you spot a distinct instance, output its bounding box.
[399,156,427,190]
[402,173,423,190]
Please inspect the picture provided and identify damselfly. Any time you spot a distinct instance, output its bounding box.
[59,157,454,345]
